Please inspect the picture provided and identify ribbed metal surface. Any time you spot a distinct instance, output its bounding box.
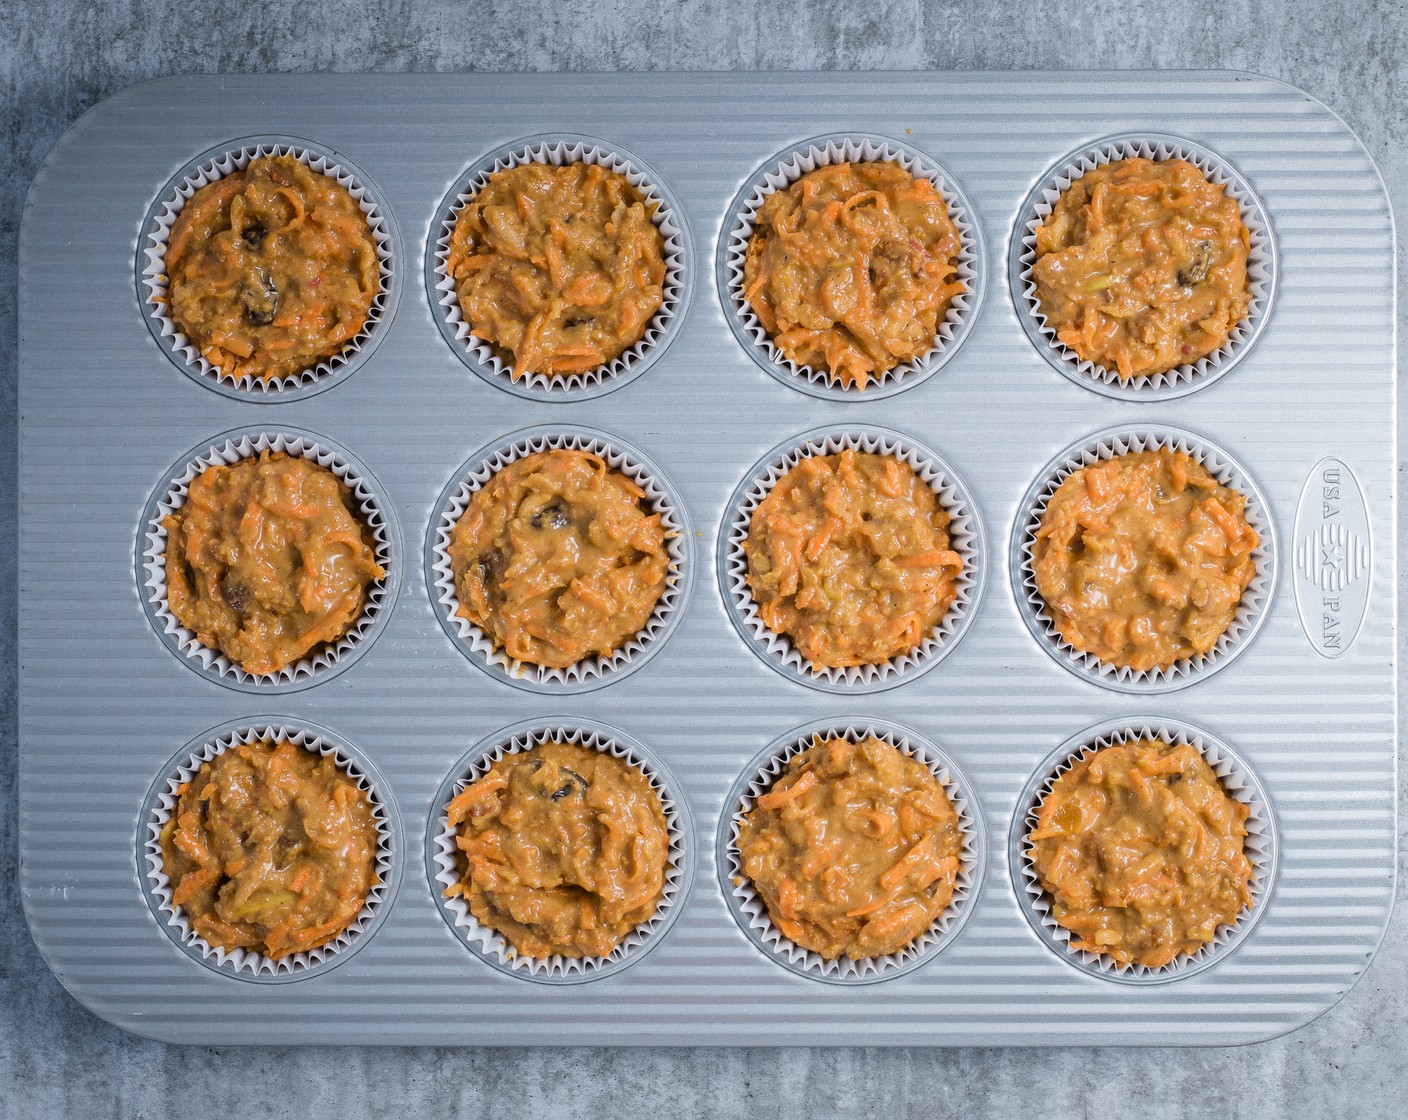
[17,72,1396,1046]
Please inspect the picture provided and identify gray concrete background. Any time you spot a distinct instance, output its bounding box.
[1,1,1403,1116]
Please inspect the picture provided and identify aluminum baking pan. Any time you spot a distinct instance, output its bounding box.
[17,71,1396,1046]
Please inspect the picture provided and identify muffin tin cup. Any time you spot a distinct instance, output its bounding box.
[718,425,984,694]
[427,718,694,985]
[138,135,400,401]
[718,717,985,985]
[717,133,984,401]
[136,426,402,694]
[1009,132,1276,401]
[138,718,401,983]
[1008,716,1278,984]
[427,134,692,402]
[426,424,693,694]
[1011,424,1276,694]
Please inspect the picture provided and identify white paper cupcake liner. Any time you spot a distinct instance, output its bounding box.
[718,425,984,693]
[1011,425,1276,693]
[428,718,693,984]
[426,425,692,693]
[139,718,400,982]
[1008,717,1277,984]
[717,134,984,401]
[138,136,399,401]
[428,134,691,401]
[719,718,985,984]
[1010,133,1275,401]
[137,427,401,693]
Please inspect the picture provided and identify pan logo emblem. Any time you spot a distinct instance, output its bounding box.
[1293,457,1371,658]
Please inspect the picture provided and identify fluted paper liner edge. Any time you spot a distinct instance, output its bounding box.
[142,721,395,978]
[1013,134,1274,397]
[722,135,980,397]
[431,722,688,980]
[140,139,394,397]
[723,720,982,982]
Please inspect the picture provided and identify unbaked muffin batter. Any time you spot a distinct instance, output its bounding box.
[445,162,666,380]
[444,742,671,959]
[1028,739,1253,968]
[163,451,385,675]
[742,161,964,389]
[744,449,962,668]
[159,739,379,960]
[165,155,380,383]
[736,735,963,961]
[448,448,669,669]
[1031,157,1250,379]
[1032,448,1258,672]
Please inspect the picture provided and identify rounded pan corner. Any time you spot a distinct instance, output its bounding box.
[21,75,200,239]
[1210,68,1397,219]
[15,877,180,1046]
[1226,943,1397,1049]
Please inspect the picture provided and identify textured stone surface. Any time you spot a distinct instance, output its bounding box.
[1,0,1403,1116]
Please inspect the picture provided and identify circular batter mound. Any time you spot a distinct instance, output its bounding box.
[736,735,963,961]
[1031,448,1258,672]
[1031,157,1250,380]
[158,739,380,960]
[742,161,964,390]
[445,162,666,381]
[1028,739,1253,968]
[744,449,962,669]
[443,741,671,959]
[165,154,381,383]
[448,448,669,669]
[163,451,385,676]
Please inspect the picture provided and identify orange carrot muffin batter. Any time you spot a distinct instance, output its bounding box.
[744,449,962,668]
[159,739,380,960]
[742,161,964,390]
[1028,739,1253,968]
[444,742,671,959]
[1031,157,1250,379]
[737,735,963,960]
[163,451,385,675]
[1032,449,1258,672]
[448,448,669,669]
[165,155,380,383]
[445,162,666,380]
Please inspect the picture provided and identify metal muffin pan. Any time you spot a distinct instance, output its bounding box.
[18,72,1396,1046]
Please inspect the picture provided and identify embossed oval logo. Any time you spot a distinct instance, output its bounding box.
[1293,457,1372,658]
